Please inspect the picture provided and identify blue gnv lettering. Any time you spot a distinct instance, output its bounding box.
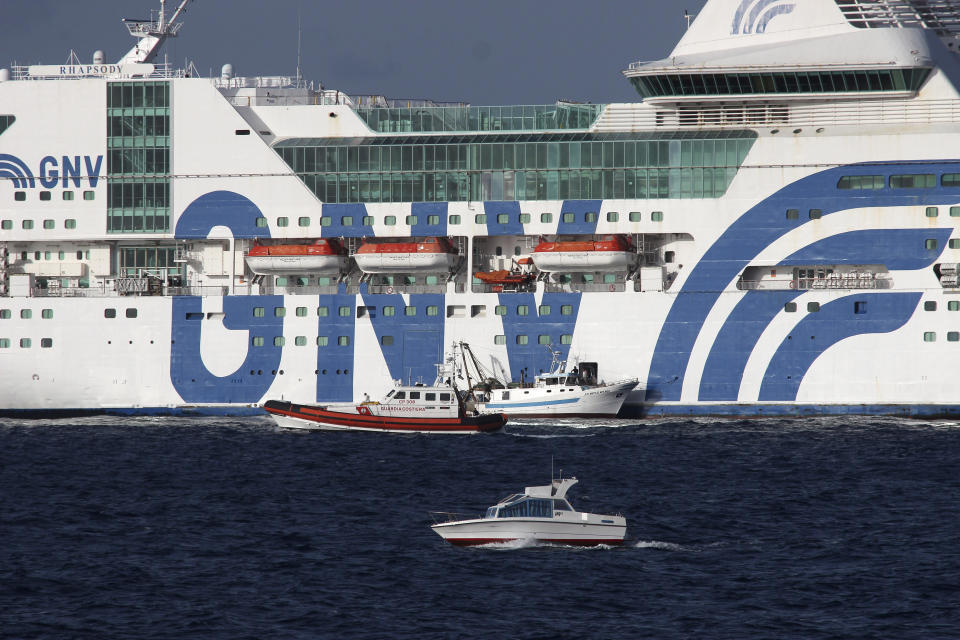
[37,155,103,189]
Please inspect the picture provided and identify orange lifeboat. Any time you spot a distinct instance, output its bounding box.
[354,237,460,274]
[475,257,537,291]
[245,238,348,275]
[532,235,637,272]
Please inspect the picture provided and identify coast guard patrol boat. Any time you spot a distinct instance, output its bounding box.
[4,0,960,416]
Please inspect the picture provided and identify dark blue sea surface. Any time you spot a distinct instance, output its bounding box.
[2,415,960,639]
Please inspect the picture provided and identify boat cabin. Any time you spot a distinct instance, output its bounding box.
[376,384,464,418]
[484,495,573,519]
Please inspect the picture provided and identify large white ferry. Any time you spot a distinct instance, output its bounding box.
[4,0,960,417]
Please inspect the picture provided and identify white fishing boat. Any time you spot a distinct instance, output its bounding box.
[468,346,638,417]
[430,476,626,547]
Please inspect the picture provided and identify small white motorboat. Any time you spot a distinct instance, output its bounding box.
[430,476,626,546]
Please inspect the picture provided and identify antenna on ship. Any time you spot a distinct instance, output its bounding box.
[684,9,696,30]
[118,0,194,65]
[296,1,304,88]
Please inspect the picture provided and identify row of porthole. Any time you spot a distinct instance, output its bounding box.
[260,210,664,228]
[245,369,350,375]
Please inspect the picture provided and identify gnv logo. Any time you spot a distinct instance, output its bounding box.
[0,153,103,189]
[730,0,795,35]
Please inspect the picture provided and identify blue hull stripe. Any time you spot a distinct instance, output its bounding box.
[484,397,580,409]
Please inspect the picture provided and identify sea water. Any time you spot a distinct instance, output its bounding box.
[2,416,959,639]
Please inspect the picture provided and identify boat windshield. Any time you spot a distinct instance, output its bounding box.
[497,497,553,518]
[554,499,572,511]
[485,507,498,519]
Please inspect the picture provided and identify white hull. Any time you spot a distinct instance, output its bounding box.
[244,255,347,275]
[354,253,459,273]
[431,516,626,545]
[532,251,636,273]
[478,381,637,416]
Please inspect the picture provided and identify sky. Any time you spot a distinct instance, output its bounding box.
[0,0,707,105]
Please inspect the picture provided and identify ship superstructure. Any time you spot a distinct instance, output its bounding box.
[4,0,960,415]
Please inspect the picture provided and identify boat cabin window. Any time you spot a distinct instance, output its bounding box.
[497,497,553,518]
[393,391,405,399]
[553,499,572,511]
[440,393,451,402]
[545,377,560,386]
[486,507,498,518]
[425,393,436,401]
[565,375,577,385]
[409,391,420,400]
[385,390,395,398]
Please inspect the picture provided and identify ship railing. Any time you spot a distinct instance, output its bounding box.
[594,98,960,131]
[10,62,181,81]
[738,277,890,291]
[366,283,449,295]
[428,511,481,525]
[167,285,230,297]
[542,281,628,293]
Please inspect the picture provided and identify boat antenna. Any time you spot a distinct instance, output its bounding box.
[295,0,303,88]
[684,9,696,30]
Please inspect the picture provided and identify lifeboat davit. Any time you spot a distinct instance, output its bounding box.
[245,238,348,275]
[532,235,637,273]
[354,237,459,274]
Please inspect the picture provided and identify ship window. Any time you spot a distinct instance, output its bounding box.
[185,312,203,320]
[808,209,822,220]
[517,335,529,345]
[0,339,8,348]
[83,191,94,201]
[298,217,310,227]
[14,192,25,201]
[40,192,51,202]
[517,305,529,316]
[275,307,286,317]
[406,215,418,225]
[381,335,394,346]
[786,209,799,220]
[539,305,551,316]
[426,305,439,316]
[427,215,439,225]
[561,305,573,315]
[854,301,867,314]
[295,336,307,346]
[0,220,9,230]
[65,219,76,229]
[317,216,329,226]
[104,308,116,318]
[342,216,353,226]
[495,246,503,256]
[837,175,884,190]
[553,499,571,511]
[384,215,396,226]
[449,215,461,225]
[951,207,960,217]
[520,213,531,223]
[20,338,31,348]
[41,309,53,319]
[541,213,553,223]
[475,214,487,224]
[562,212,574,223]
[943,174,960,187]
[405,306,417,316]
[890,174,935,189]
[317,336,328,346]
[950,332,960,342]
[495,305,507,315]
[295,306,308,317]
[235,129,250,135]
[252,336,264,347]
[440,393,451,402]
[950,301,960,311]
[255,217,268,228]
[273,336,285,347]
[926,239,939,250]
[409,391,420,400]
[497,214,509,224]
[22,220,33,229]
[126,308,137,318]
[0,310,8,319]
[607,211,619,222]
[471,305,486,317]
[40,338,52,348]
[924,301,937,311]
[926,207,939,218]
[538,335,551,345]
[561,334,572,345]
[362,215,373,226]
[651,211,663,222]
[447,305,465,318]
[807,302,820,312]
[318,306,329,317]
[44,251,51,260]
[924,332,936,342]
[951,239,960,249]
[785,302,797,312]
[585,212,597,223]
[277,217,289,227]
[383,306,395,316]
[393,391,405,399]
[494,334,506,345]
[34,251,40,260]
[338,336,350,346]
[425,392,436,401]
[336,306,350,317]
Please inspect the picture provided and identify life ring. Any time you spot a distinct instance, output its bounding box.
[608,284,616,292]
[386,286,394,294]
[356,405,372,415]
[789,281,796,289]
